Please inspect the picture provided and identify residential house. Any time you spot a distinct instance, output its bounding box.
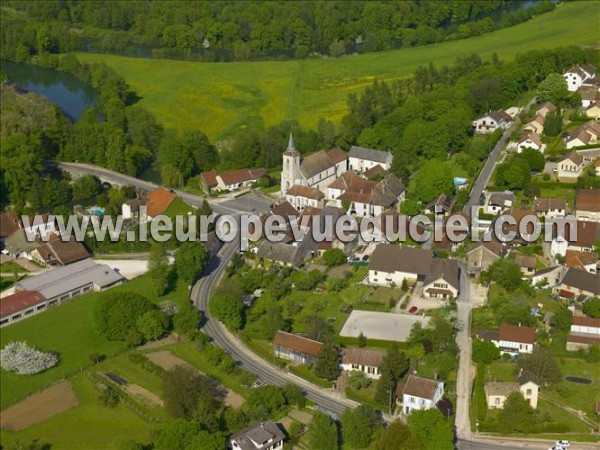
[397,375,444,415]
[533,198,567,219]
[556,152,585,179]
[341,348,385,379]
[515,254,536,277]
[368,244,459,298]
[472,110,512,134]
[492,208,537,246]
[423,259,460,299]
[483,324,536,356]
[517,132,546,154]
[485,371,539,409]
[531,266,564,288]
[523,115,545,135]
[280,134,347,195]
[200,170,218,193]
[228,422,285,450]
[466,240,505,275]
[586,103,600,120]
[563,64,596,92]
[255,241,309,268]
[0,211,21,249]
[31,239,90,267]
[21,213,57,240]
[484,191,515,215]
[3,229,39,259]
[565,250,598,274]
[348,145,393,173]
[557,267,600,300]
[565,121,600,149]
[578,85,600,108]
[145,187,176,219]
[566,315,600,351]
[364,164,386,179]
[273,331,322,364]
[575,189,600,222]
[535,101,557,118]
[214,168,267,192]
[122,197,146,220]
[551,220,599,256]
[285,185,325,211]
[425,194,455,216]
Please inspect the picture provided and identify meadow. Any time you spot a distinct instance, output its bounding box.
[77,2,598,141]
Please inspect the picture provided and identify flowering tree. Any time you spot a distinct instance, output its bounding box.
[0,341,59,375]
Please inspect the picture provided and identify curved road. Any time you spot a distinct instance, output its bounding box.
[190,238,358,417]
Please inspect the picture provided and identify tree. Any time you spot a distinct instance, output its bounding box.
[520,148,544,172]
[175,241,209,285]
[329,39,345,57]
[472,338,500,364]
[497,158,530,190]
[302,313,333,342]
[322,248,347,266]
[308,411,338,450]
[245,385,287,418]
[94,292,155,342]
[374,420,424,450]
[136,309,169,341]
[537,73,570,106]
[72,174,100,200]
[148,243,171,296]
[0,341,59,375]
[407,409,453,450]
[341,405,381,449]
[551,307,573,331]
[357,332,367,348]
[414,160,453,203]
[489,259,522,292]
[281,383,306,408]
[498,392,537,433]
[162,366,219,420]
[210,293,243,330]
[315,342,340,381]
[518,346,561,385]
[543,111,562,137]
[348,370,372,390]
[154,419,200,450]
[583,298,600,318]
[375,343,407,413]
[173,302,201,336]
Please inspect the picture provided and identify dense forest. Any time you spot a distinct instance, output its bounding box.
[1,0,556,62]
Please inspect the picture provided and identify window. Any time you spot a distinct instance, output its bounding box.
[526,389,532,395]
[409,396,415,403]
[495,398,500,405]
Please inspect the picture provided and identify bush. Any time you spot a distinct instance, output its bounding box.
[348,370,372,390]
[128,353,165,376]
[99,385,120,408]
[322,249,347,267]
[0,341,59,375]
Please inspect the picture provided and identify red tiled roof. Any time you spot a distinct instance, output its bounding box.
[565,250,598,271]
[0,290,46,319]
[498,324,536,344]
[286,185,324,200]
[402,375,441,400]
[576,189,600,213]
[0,211,21,239]
[559,289,576,299]
[200,170,218,189]
[218,168,266,186]
[327,148,348,164]
[273,331,323,357]
[342,348,384,367]
[572,316,600,328]
[146,187,176,217]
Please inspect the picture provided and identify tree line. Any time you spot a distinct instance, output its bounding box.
[1,1,556,62]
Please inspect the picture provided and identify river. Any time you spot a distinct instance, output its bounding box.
[1,60,98,121]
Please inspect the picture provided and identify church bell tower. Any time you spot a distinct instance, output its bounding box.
[280,133,301,196]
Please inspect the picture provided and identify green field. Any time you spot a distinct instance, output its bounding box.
[77,2,598,141]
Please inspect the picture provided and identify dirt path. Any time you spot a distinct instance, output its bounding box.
[0,381,79,431]
[137,334,180,351]
[145,350,244,408]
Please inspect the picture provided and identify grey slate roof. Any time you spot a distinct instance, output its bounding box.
[300,150,336,179]
[424,258,460,290]
[371,174,405,207]
[561,268,600,296]
[4,229,39,255]
[369,244,434,275]
[16,258,125,299]
[256,241,309,267]
[349,145,393,164]
[230,422,285,450]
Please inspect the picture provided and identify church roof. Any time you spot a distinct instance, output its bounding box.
[300,150,337,179]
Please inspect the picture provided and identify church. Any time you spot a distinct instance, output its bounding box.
[280,134,348,196]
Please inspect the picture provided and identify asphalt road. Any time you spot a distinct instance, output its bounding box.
[190,238,358,417]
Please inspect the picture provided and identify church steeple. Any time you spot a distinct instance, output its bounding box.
[284,133,299,156]
[281,132,301,195]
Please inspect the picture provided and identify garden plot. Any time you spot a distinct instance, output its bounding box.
[0,381,79,431]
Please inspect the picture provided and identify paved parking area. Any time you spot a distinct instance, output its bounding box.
[218,192,272,214]
[339,310,431,342]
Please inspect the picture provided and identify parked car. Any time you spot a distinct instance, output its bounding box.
[556,441,570,448]
[251,380,266,389]
[361,255,369,261]
[408,306,419,314]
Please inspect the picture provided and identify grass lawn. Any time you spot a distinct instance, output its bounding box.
[0,262,28,273]
[0,273,190,409]
[77,2,597,141]
[0,374,156,450]
[164,196,196,217]
[485,361,518,382]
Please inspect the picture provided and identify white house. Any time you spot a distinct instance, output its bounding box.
[341,348,385,380]
[523,115,545,135]
[216,168,266,192]
[348,145,393,174]
[533,198,567,219]
[285,185,324,211]
[556,152,585,179]
[422,259,460,300]
[228,422,285,450]
[472,110,512,134]
[575,189,600,222]
[485,371,539,409]
[517,132,546,154]
[484,191,515,215]
[535,101,557,118]
[565,121,600,149]
[563,64,596,92]
[272,331,322,364]
[531,266,564,288]
[368,245,432,287]
[487,324,536,356]
[397,375,444,415]
[567,315,600,351]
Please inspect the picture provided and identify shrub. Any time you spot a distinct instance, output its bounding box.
[99,385,120,408]
[322,249,347,267]
[0,341,59,375]
[128,353,165,376]
[348,370,372,390]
